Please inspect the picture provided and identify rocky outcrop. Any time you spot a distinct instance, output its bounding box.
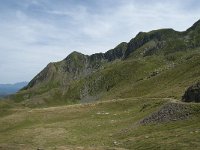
[182,82,200,103]
[124,29,179,58]
[104,42,127,61]
[140,102,191,124]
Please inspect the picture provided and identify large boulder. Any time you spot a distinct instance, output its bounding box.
[182,82,200,103]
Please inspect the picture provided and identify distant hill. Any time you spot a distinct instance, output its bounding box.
[0,82,28,98]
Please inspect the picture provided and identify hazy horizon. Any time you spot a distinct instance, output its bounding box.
[0,0,200,84]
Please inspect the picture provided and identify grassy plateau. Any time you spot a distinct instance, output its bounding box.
[0,98,200,150]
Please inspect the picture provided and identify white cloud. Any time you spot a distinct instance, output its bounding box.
[0,0,200,83]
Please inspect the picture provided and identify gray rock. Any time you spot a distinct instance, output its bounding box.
[140,102,191,124]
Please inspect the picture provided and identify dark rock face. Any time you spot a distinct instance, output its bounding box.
[125,32,151,58]
[182,82,200,103]
[124,29,178,58]
[104,42,127,61]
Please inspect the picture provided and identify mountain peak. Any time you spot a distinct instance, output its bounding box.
[64,51,86,61]
[114,42,127,49]
[69,51,83,55]
[68,51,85,57]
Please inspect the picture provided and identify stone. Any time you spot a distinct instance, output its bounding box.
[182,82,200,103]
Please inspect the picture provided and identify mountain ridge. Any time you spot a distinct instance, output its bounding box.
[10,19,200,107]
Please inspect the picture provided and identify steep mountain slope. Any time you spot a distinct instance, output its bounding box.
[10,20,200,107]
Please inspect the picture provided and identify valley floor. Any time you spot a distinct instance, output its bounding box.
[0,98,200,150]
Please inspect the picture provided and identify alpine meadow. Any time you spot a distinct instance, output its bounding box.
[0,1,200,150]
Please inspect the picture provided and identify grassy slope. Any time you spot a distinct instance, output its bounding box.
[0,98,200,150]
[9,47,200,108]
[107,49,200,99]
[75,48,200,103]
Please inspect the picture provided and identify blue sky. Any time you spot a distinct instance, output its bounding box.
[0,0,199,83]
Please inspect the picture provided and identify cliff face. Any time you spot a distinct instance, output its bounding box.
[11,20,200,107]
[124,29,180,58]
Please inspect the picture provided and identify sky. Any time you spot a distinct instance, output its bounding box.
[0,0,200,84]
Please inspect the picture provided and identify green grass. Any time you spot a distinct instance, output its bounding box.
[0,98,200,149]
